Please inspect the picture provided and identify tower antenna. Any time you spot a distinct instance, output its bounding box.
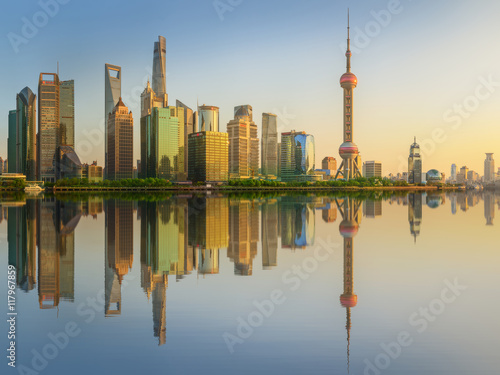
[57,61,59,76]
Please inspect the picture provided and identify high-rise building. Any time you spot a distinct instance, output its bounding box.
[335,15,362,180]
[7,110,16,173]
[188,131,228,183]
[105,64,122,179]
[227,105,259,178]
[55,146,82,180]
[484,153,495,182]
[38,73,60,182]
[13,87,37,180]
[152,36,167,99]
[261,113,278,177]
[198,105,219,132]
[322,157,337,171]
[176,100,194,179]
[451,164,457,182]
[107,98,133,180]
[362,161,382,178]
[408,137,422,184]
[457,166,468,184]
[280,131,320,182]
[59,80,75,147]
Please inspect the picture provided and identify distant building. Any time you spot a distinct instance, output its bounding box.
[104,64,122,179]
[322,157,337,171]
[261,113,278,177]
[152,36,167,100]
[107,98,133,180]
[82,161,103,183]
[198,105,219,132]
[362,161,382,178]
[7,110,17,173]
[188,131,228,183]
[280,131,320,182]
[457,166,468,184]
[227,105,259,178]
[408,137,422,184]
[451,164,457,182]
[55,146,82,180]
[484,153,495,182]
[14,87,37,180]
[59,80,75,147]
[467,170,480,182]
[426,169,443,184]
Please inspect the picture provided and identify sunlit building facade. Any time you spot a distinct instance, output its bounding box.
[188,131,228,182]
[484,153,495,182]
[408,137,422,184]
[198,105,219,132]
[107,98,133,180]
[13,87,37,180]
[362,161,382,178]
[104,64,121,179]
[261,113,278,177]
[280,131,320,182]
[59,80,74,147]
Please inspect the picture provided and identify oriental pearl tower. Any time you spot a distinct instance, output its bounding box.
[335,11,362,180]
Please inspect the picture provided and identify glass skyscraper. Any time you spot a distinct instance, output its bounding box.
[198,105,219,132]
[280,131,318,182]
[7,110,16,173]
[188,131,228,182]
[104,64,121,179]
[16,87,37,180]
[38,73,60,182]
[152,36,167,99]
[261,113,278,177]
[59,80,75,147]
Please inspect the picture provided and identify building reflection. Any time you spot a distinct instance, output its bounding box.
[261,199,279,269]
[408,193,422,242]
[280,197,316,250]
[227,199,259,275]
[335,197,362,373]
[484,192,495,226]
[105,200,133,316]
[363,199,382,218]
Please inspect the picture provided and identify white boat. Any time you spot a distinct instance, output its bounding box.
[24,184,43,193]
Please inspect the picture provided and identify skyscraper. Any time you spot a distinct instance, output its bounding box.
[198,105,219,132]
[152,35,167,99]
[280,131,319,182]
[335,13,362,180]
[38,73,60,182]
[188,131,229,183]
[261,113,278,177]
[59,80,75,147]
[451,164,457,182]
[227,105,259,178]
[362,161,382,178]
[484,153,495,183]
[107,98,133,180]
[408,137,422,184]
[176,100,194,179]
[104,64,122,178]
[16,87,37,180]
[7,110,16,173]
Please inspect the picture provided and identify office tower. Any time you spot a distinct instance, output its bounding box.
[188,131,228,182]
[59,80,75,147]
[363,200,382,218]
[55,146,82,180]
[14,87,37,180]
[457,166,468,184]
[484,153,495,182]
[280,131,319,182]
[105,64,122,179]
[176,100,194,179]
[198,105,219,132]
[336,195,362,372]
[261,113,278,176]
[107,98,133,180]
[261,199,278,269]
[451,164,457,182]
[7,110,16,173]
[280,197,315,250]
[277,142,281,177]
[362,161,382,178]
[227,105,259,178]
[322,157,337,171]
[335,14,362,180]
[105,200,133,316]
[227,200,259,275]
[38,73,60,182]
[408,137,422,184]
[152,36,167,99]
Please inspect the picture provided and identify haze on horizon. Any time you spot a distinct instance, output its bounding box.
[1,0,499,176]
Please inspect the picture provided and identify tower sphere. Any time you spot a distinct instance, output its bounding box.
[339,141,359,159]
[339,220,359,238]
[340,72,358,87]
[340,294,358,308]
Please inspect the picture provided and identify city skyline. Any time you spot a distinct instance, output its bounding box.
[1,1,499,175]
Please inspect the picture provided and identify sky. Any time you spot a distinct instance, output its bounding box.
[1,0,499,176]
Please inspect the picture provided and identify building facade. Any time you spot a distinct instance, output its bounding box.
[188,131,228,183]
[408,137,422,184]
[152,36,167,99]
[176,100,194,179]
[38,73,60,182]
[227,105,259,178]
[104,64,122,179]
[59,80,75,147]
[484,153,495,182]
[362,161,382,178]
[55,146,82,180]
[261,113,278,177]
[107,98,133,180]
[7,110,17,173]
[16,87,37,180]
[198,105,219,132]
[280,131,320,182]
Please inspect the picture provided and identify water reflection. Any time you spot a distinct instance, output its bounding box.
[1,190,499,368]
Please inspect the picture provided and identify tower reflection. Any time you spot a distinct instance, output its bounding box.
[261,198,279,269]
[408,193,422,242]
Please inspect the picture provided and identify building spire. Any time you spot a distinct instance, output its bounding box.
[346,9,351,73]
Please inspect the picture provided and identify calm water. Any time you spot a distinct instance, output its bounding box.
[0,191,499,375]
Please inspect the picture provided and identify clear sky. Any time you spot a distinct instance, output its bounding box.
[1,0,499,176]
